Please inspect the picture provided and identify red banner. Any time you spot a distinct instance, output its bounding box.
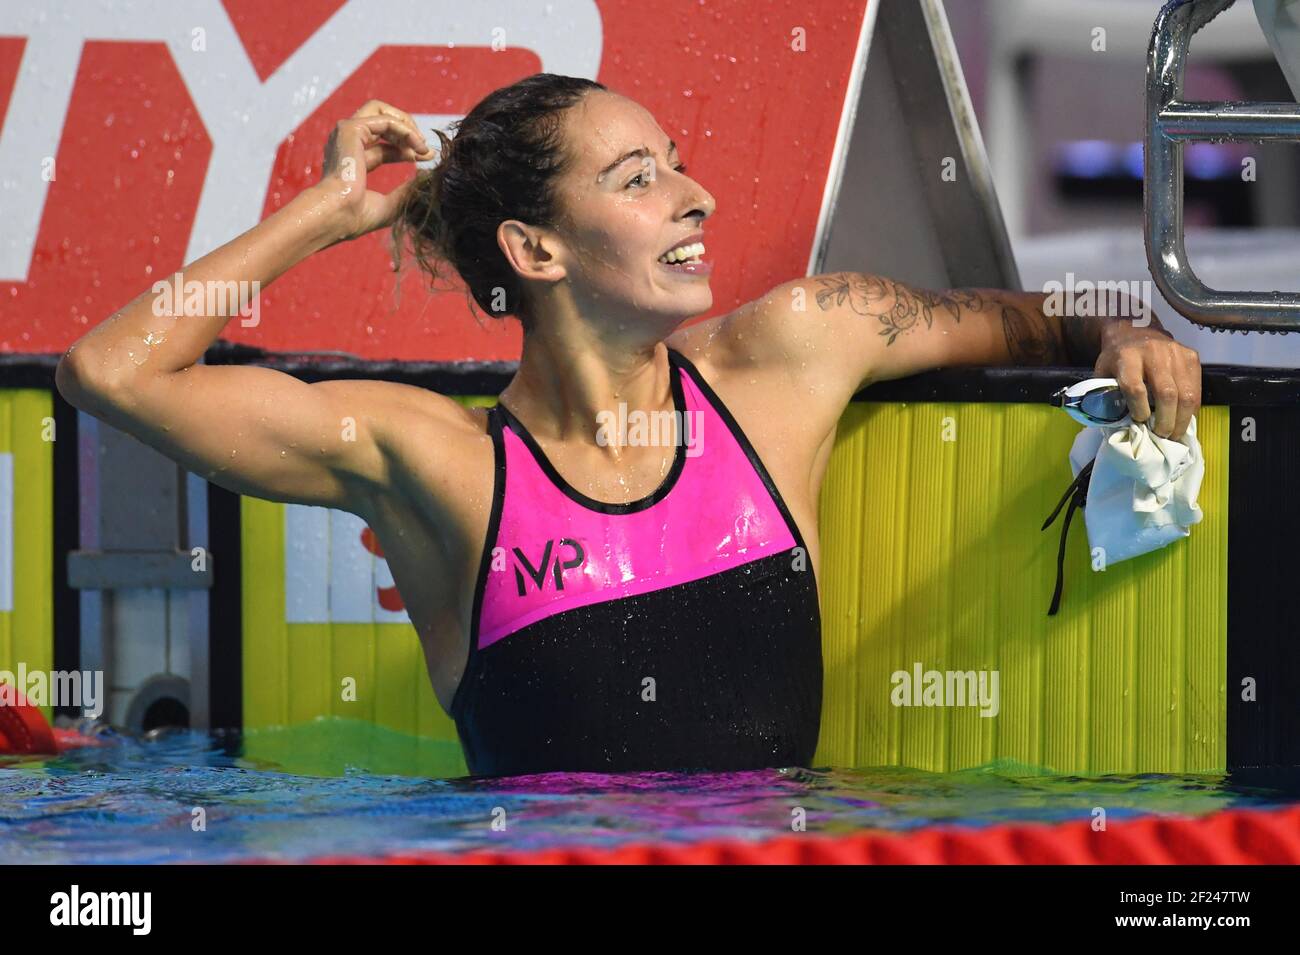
[0,0,868,361]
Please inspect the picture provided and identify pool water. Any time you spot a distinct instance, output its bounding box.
[2,718,1296,864]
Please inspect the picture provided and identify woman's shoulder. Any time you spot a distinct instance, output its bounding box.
[314,377,493,449]
[346,378,497,535]
[665,277,816,384]
[664,279,864,450]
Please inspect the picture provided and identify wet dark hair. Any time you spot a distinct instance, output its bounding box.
[392,73,607,332]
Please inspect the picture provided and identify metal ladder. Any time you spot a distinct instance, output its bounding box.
[1146,0,1300,332]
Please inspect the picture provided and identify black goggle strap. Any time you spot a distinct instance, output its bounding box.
[1040,459,1095,616]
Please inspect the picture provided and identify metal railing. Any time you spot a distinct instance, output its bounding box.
[1146,0,1300,332]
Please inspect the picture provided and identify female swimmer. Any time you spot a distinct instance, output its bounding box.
[56,74,1202,776]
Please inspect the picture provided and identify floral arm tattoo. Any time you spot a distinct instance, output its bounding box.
[812,272,1106,367]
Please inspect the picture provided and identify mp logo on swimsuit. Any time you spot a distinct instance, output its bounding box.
[508,538,587,596]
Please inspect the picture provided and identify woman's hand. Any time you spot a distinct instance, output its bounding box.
[311,100,437,245]
[1093,322,1202,440]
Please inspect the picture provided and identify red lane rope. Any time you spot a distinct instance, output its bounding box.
[0,683,58,755]
[0,683,102,754]
[279,803,1300,865]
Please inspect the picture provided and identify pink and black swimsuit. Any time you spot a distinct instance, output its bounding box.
[449,348,823,776]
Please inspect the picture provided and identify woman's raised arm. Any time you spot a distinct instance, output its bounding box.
[55,101,439,511]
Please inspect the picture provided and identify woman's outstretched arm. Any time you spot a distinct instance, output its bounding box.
[746,271,1202,441]
[56,100,439,511]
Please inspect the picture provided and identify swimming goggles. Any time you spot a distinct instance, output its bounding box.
[1041,377,1133,615]
[1049,377,1133,428]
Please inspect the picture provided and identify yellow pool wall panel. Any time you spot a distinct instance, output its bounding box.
[813,401,1227,775]
[0,389,55,721]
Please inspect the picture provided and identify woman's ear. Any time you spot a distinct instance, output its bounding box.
[498,220,566,285]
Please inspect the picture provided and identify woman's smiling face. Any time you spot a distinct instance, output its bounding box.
[512,90,718,329]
